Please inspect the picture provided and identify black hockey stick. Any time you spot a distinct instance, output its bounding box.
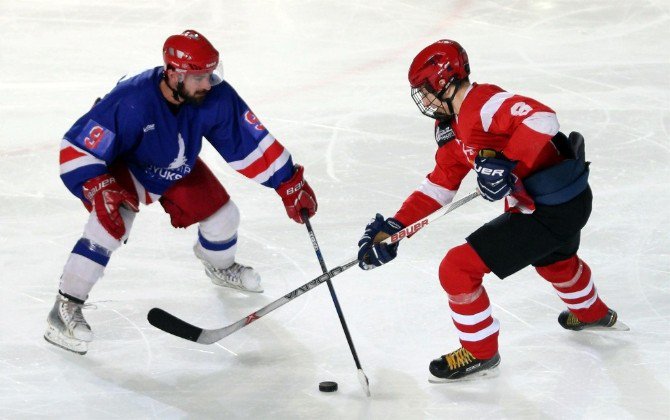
[301,209,371,397]
[147,260,359,344]
[147,190,479,344]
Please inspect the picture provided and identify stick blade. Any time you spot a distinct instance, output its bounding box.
[358,369,371,397]
[147,307,204,342]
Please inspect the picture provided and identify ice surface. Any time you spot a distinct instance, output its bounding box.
[1,1,668,418]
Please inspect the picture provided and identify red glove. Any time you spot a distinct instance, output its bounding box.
[83,174,139,240]
[276,165,317,224]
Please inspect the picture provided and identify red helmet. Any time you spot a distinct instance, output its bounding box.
[408,40,470,92]
[163,30,219,75]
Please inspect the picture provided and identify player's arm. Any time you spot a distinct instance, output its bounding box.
[486,94,592,209]
[358,141,470,270]
[468,92,560,207]
[59,103,141,239]
[486,94,560,178]
[59,139,108,200]
[205,86,317,223]
[393,140,470,226]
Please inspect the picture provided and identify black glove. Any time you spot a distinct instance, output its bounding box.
[474,149,518,201]
[357,214,404,270]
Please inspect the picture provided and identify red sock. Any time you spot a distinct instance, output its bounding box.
[536,256,608,322]
[440,243,498,359]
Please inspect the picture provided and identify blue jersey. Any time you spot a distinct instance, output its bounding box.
[59,67,294,203]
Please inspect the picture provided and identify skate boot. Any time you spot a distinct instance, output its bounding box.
[44,293,93,355]
[429,347,501,382]
[194,245,263,293]
[558,308,628,331]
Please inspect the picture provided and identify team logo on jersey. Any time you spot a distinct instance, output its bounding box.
[77,120,115,154]
[243,110,266,132]
[145,132,192,182]
[456,139,478,165]
[435,121,455,147]
[168,133,187,169]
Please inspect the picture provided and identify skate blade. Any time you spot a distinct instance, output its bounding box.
[206,270,264,293]
[44,325,88,355]
[209,277,264,293]
[428,366,500,383]
[584,320,630,332]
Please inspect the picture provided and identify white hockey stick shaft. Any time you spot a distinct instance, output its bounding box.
[380,190,480,245]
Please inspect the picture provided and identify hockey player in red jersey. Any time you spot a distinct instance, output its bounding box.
[45,30,317,355]
[357,40,624,381]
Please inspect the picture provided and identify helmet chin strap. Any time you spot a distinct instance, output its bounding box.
[162,71,184,102]
[441,79,462,117]
[173,81,185,102]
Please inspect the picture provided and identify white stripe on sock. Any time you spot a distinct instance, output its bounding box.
[456,319,500,342]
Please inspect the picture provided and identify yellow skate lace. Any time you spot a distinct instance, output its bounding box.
[445,347,476,370]
[568,310,616,327]
[566,312,582,327]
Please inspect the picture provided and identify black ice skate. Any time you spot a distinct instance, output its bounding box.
[429,347,501,383]
[558,308,629,331]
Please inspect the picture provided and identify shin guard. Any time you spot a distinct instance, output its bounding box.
[439,243,498,359]
[536,256,608,323]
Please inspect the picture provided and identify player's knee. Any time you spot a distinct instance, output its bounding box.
[198,200,240,242]
[83,209,135,251]
[536,255,587,285]
[535,255,579,281]
[439,243,488,295]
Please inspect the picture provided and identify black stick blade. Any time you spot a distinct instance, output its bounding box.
[147,308,204,342]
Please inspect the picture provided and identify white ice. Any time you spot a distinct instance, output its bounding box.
[1,1,669,418]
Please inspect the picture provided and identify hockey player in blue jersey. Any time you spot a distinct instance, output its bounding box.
[46,30,318,355]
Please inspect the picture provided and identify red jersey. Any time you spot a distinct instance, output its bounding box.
[394,83,562,225]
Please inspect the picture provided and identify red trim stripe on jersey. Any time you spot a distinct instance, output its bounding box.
[59,139,106,175]
[236,139,285,179]
[228,133,292,183]
[59,146,86,164]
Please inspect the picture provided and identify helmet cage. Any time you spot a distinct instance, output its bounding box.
[410,76,457,120]
[408,40,470,120]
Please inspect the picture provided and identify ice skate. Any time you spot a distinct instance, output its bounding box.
[194,245,263,293]
[558,308,629,331]
[429,347,500,383]
[44,294,93,355]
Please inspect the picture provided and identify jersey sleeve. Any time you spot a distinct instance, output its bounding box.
[59,98,143,200]
[393,140,471,226]
[204,86,294,189]
[59,139,107,200]
[483,92,561,177]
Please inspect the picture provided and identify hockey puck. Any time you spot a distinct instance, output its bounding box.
[319,381,338,392]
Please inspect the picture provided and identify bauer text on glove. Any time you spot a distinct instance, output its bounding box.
[276,164,317,224]
[83,174,139,240]
[474,149,518,201]
[357,214,404,270]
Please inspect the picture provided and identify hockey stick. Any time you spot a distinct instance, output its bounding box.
[301,209,371,397]
[147,190,480,345]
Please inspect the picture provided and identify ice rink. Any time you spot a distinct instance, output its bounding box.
[1,0,669,418]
